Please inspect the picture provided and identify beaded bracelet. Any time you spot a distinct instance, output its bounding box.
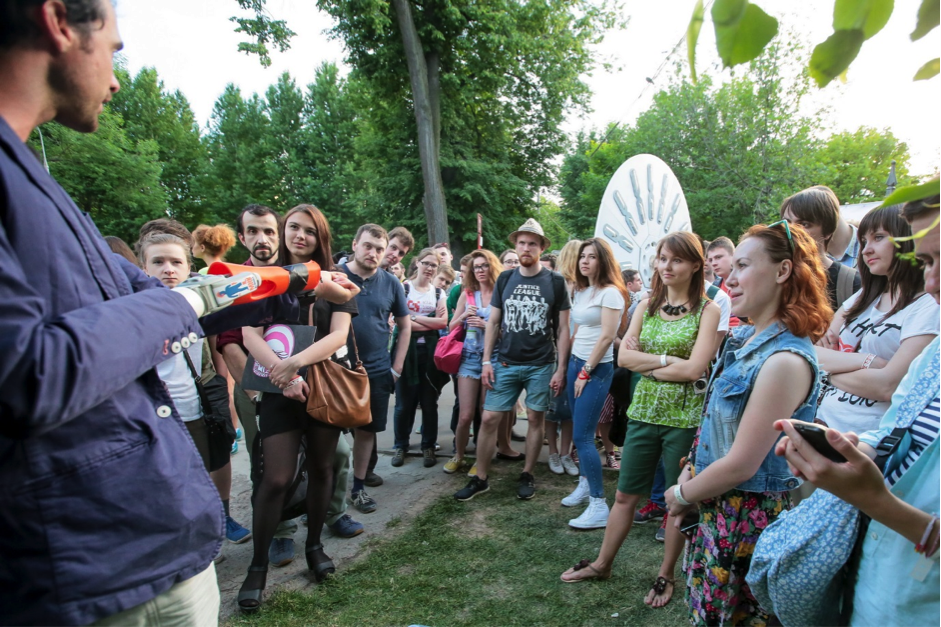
[862,353,877,369]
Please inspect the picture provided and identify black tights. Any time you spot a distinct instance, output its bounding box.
[247,424,340,579]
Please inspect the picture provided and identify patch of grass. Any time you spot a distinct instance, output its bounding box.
[228,466,687,627]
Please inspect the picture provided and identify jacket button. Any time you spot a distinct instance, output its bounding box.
[188,332,199,343]
[870,532,878,541]
[180,337,191,349]
[157,405,172,418]
[170,341,182,354]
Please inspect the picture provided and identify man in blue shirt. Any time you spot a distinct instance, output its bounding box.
[0,3,304,624]
[340,224,411,512]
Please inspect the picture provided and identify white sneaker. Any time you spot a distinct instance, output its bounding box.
[548,453,564,475]
[568,496,610,529]
[561,476,591,507]
[561,454,579,476]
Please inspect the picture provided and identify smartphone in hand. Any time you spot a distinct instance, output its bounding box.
[792,422,847,463]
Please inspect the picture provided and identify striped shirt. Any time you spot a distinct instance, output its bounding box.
[886,396,940,487]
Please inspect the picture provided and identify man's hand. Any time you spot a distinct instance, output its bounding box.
[481,363,495,390]
[549,370,565,397]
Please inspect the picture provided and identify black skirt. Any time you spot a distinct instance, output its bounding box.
[258,390,342,440]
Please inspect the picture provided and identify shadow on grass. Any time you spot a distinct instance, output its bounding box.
[227,466,688,627]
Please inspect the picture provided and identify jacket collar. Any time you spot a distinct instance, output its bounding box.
[726,321,788,361]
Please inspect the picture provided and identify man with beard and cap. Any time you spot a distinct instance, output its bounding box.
[455,219,572,502]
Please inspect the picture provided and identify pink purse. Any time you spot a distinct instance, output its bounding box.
[434,291,475,375]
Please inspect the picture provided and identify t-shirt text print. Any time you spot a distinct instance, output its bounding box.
[491,267,570,366]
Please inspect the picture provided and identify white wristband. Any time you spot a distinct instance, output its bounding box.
[482,361,492,366]
[660,354,668,368]
[391,368,401,378]
[674,484,691,506]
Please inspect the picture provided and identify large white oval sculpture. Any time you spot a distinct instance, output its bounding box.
[593,154,692,287]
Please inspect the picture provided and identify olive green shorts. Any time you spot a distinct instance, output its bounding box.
[617,419,697,495]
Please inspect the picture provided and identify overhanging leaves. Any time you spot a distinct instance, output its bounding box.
[711,0,779,68]
[911,0,939,40]
[879,178,940,208]
[833,0,894,39]
[810,29,865,86]
[687,0,705,83]
[914,57,940,80]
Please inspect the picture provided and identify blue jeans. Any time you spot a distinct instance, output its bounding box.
[650,459,666,507]
[567,356,613,499]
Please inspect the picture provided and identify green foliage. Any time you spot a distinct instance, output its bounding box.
[29,108,167,244]
[914,57,940,80]
[559,43,916,242]
[687,0,706,83]
[230,0,296,67]
[879,177,941,208]
[911,0,939,40]
[711,0,779,69]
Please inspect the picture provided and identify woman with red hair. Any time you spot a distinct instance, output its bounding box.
[662,222,831,625]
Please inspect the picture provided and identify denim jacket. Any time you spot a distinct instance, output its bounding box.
[695,321,819,493]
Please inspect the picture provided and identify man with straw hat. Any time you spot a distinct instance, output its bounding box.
[455,219,572,501]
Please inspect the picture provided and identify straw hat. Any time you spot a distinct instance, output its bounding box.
[508,218,550,249]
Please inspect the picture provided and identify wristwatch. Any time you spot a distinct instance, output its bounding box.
[410,314,417,322]
[583,364,594,375]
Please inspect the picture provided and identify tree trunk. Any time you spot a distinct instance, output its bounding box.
[390,0,449,246]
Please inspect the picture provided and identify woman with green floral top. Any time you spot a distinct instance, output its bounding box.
[561,231,720,609]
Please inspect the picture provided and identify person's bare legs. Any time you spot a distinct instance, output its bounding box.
[521,408,545,475]
[455,376,481,459]
[497,411,518,457]
[561,490,642,580]
[352,429,375,482]
[644,516,685,607]
[560,420,573,458]
[473,410,505,480]
[546,420,560,455]
[599,422,616,457]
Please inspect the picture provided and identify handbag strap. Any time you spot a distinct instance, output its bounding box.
[309,295,363,365]
[181,347,213,418]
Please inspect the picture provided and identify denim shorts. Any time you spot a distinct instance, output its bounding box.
[458,349,484,379]
[483,361,555,412]
[546,389,572,422]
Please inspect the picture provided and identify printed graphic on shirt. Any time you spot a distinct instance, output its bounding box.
[253,324,296,378]
[503,286,550,335]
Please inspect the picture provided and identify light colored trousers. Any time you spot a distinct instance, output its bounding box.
[92,564,219,627]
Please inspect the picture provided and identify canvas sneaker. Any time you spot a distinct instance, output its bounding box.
[561,454,579,476]
[269,537,295,566]
[364,471,384,487]
[443,456,464,474]
[423,448,437,468]
[561,476,591,507]
[634,500,667,524]
[391,448,406,467]
[568,496,610,530]
[225,516,251,544]
[467,462,478,477]
[351,489,378,514]
[655,516,667,543]
[455,476,490,501]
[605,452,620,469]
[548,453,564,475]
[329,514,364,538]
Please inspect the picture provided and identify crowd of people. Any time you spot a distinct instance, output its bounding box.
[1,2,938,626]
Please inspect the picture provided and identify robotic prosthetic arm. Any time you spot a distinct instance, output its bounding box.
[173,261,322,317]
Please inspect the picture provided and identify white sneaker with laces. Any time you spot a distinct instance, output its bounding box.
[561,475,591,507]
[561,454,579,476]
[548,453,564,475]
[568,496,610,529]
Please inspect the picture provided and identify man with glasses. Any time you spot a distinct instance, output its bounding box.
[455,219,571,501]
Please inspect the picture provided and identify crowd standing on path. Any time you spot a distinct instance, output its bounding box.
[1,3,938,626]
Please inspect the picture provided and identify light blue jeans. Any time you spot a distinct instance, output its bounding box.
[567,356,614,499]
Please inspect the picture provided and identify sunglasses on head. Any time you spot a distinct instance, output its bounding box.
[767,220,794,254]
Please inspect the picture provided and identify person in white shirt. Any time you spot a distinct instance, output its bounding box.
[815,204,939,433]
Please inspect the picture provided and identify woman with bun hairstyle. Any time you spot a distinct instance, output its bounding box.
[193,223,237,273]
[664,222,832,625]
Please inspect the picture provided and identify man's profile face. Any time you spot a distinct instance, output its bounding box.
[51,0,123,133]
[352,233,387,272]
[628,276,643,292]
[383,237,409,269]
[239,213,279,264]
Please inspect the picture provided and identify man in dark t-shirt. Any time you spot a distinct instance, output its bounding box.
[455,219,571,502]
[340,225,411,513]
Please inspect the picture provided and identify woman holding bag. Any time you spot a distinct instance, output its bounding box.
[444,249,503,475]
[663,222,831,625]
[237,205,358,612]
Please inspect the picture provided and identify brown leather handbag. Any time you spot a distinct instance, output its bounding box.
[305,324,372,429]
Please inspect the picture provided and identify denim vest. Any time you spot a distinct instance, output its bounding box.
[695,321,820,493]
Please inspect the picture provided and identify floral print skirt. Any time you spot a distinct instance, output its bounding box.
[683,489,790,626]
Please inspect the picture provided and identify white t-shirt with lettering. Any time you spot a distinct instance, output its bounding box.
[405,281,439,344]
[819,291,939,433]
[571,285,625,363]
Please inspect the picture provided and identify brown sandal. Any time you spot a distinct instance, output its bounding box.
[644,576,675,607]
[560,559,612,583]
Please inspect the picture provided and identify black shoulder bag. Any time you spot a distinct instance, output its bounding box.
[182,349,236,472]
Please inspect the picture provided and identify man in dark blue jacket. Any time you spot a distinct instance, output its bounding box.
[0,2,302,624]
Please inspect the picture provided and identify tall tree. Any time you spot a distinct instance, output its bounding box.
[815,127,914,204]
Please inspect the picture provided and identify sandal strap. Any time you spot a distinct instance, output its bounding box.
[306,543,325,553]
[652,576,675,595]
[247,565,268,573]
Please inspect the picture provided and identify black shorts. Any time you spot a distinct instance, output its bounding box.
[358,372,395,433]
[258,391,342,440]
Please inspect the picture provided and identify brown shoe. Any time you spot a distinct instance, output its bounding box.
[422,448,437,468]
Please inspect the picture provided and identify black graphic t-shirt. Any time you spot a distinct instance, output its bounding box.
[491,267,570,365]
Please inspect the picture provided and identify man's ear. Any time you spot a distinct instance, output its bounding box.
[38,1,77,54]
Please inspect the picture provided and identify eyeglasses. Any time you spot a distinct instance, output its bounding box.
[472,264,490,272]
[767,220,794,254]
[419,261,439,270]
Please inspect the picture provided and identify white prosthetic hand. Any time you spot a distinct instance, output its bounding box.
[172,272,262,317]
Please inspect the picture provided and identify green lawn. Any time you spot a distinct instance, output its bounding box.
[228,466,688,627]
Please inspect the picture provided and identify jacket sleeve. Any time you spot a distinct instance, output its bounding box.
[0,224,293,438]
